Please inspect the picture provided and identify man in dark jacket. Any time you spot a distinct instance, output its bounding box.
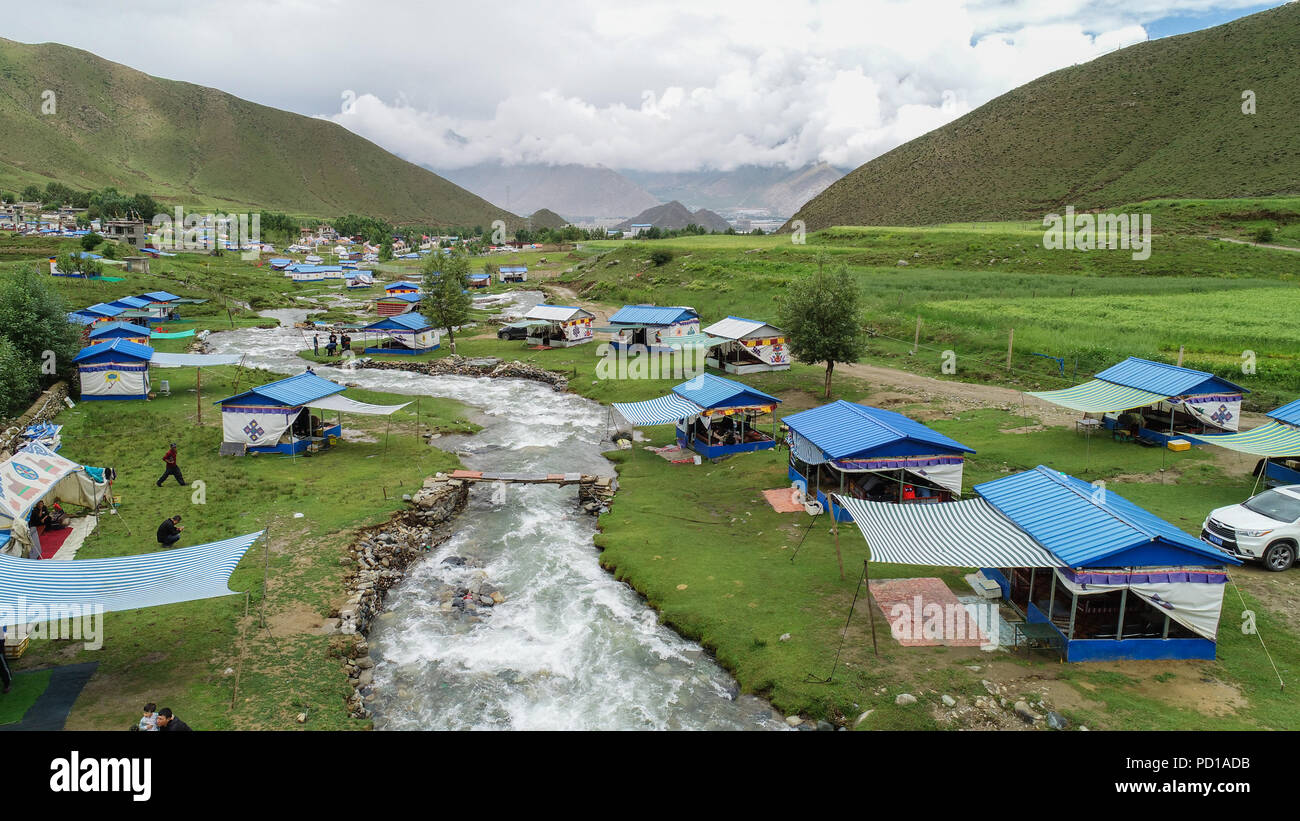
[157,515,183,547]
[156,442,186,487]
[156,708,191,731]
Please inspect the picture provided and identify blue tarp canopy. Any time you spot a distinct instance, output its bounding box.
[0,532,262,627]
[1029,357,1248,413]
[784,400,974,461]
[365,313,432,332]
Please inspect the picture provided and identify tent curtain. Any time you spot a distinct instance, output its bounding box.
[222,405,297,446]
[1054,567,1227,640]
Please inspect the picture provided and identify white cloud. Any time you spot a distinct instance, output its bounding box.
[0,0,1281,172]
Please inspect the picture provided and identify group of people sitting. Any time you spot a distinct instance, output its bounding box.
[28,500,69,532]
[134,702,191,731]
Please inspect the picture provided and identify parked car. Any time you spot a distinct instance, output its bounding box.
[1202,485,1300,571]
[497,321,531,340]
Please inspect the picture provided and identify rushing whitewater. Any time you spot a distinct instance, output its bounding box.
[205,303,782,730]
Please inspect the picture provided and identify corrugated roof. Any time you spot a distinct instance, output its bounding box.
[141,291,181,302]
[72,339,154,362]
[975,466,1238,567]
[365,312,432,331]
[88,321,150,338]
[1094,357,1247,397]
[782,400,974,460]
[525,304,590,322]
[386,281,421,289]
[109,296,151,309]
[1268,398,1300,426]
[608,305,698,326]
[85,302,125,317]
[671,373,779,409]
[216,372,345,407]
[376,292,423,303]
[701,315,782,340]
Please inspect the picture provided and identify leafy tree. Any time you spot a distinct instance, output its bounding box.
[0,266,81,391]
[80,232,103,252]
[21,184,42,202]
[421,253,473,352]
[0,191,13,204]
[777,261,867,398]
[55,252,103,278]
[130,193,160,221]
[0,338,38,418]
[101,241,121,260]
[379,240,393,262]
[650,249,674,266]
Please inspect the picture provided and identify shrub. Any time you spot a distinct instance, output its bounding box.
[650,249,673,267]
[1254,226,1275,244]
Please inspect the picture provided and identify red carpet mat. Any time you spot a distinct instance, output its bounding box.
[38,527,73,560]
[868,577,987,647]
[762,488,805,513]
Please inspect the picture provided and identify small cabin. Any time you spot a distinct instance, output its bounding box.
[521,305,594,347]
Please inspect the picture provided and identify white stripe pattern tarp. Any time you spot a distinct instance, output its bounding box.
[613,394,705,426]
[0,531,262,627]
[1027,379,1168,413]
[1184,420,1300,456]
[833,495,1064,568]
[150,352,244,368]
[307,393,410,416]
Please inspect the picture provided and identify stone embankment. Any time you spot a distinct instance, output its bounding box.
[357,355,569,391]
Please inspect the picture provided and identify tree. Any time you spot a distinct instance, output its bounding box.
[379,240,393,262]
[55,252,103,278]
[20,184,42,202]
[80,232,103,252]
[0,338,38,418]
[778,261,867,398]
[421,253,473,352]
[0,266,81,392]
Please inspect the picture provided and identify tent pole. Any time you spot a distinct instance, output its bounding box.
[1116,587,1128,640]
[259,529,270,629]
[831,499,845,581]
[863,558,878,657]
[196,367,202,424]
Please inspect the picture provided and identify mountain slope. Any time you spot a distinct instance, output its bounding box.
[790,4,1300,230]
[437,162,660,220]
[527,208,569,230]
[0,38,518,227]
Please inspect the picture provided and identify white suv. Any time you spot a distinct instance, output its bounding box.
[1202,486,1300,572]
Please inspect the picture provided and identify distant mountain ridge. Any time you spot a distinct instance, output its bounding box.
[790,4,1300,230]
[0,37,516,227]
[437,162,660,220]
[614,201,731,232]
[622,163,845,217]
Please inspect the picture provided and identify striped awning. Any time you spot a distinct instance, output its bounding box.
[613,394,705,426]
[1027,379,1167,413]
[1184,421,1300,457]
[0,531,262,627]
[833,495,1063,568]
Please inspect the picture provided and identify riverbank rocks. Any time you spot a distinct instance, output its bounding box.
[358,355,569,392]
[337,476,469,719]
[895,693,917,706]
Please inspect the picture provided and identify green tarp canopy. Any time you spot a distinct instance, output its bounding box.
[1185,421,1300,457]
[1027,379,1167,413]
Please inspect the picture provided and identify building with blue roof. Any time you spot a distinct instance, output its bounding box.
[467,272,491,289]
[836,463,1240,662]
[361,313,439,354]
[498,266,528,283]
[612,374,782,459]
[1029,356,1249,443]
[216,373,345,455]
[375,291,423,317]
[784,400,975,521]
[385,281,421,294]
[600,304,701,351]
[87,320,152,345]
[72,339,155,399]
[108,295,153,311]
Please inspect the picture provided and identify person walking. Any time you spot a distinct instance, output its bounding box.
[156,515,184,547]
[313,334,319,355]
[156,442,186,487]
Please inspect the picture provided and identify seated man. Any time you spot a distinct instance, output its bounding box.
[156,515,184,547]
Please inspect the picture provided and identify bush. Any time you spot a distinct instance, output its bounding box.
[80,232,103,252]
[650,249,674,267]
[0,338,37,418]
[1254,226,1275,244]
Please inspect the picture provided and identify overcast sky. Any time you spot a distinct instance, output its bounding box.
[1,0,1285,173]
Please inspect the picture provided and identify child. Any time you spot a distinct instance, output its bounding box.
[139,702,159,732]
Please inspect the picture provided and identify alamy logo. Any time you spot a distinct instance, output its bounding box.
[1042,205,1151,260]
[50,752,151,801]
[150,207,262,261]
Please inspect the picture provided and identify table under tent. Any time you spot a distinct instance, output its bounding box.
[784,400,975,522]
[597,304,701,352]
[836,465,1242,662]
[361,313,440,354]
[612,374,781,459]
[72,340,244,401]
[1028,357,1248,445]
[521,304,594,347]
[215,372,409,456]
[701,316,791,373]
[1182,397,1300,490]
[0,443,110,560]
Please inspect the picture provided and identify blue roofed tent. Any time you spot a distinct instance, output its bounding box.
[468,272,490,289]
[1182,397,1300,486]
[385,281,421,294]
[701,316,790,373]
[83,302,125,319]
[108,295,152,311]
[72,339,154,400]
[216,373,345,454]
[521,304,594,347]
[1028,357,1248,441]
[87,320,151,345]
[834,465,1239,662]
[600,305,701,350]
[784,400,975,522]
[671,374,780,458]
[139,291,182,321]
[498,266,528,283]
[361,312,440,354]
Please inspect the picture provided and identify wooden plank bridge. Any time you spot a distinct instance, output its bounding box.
[447,469,617,511]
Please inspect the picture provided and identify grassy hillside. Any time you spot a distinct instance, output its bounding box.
[0,38,519,227]
[790,4,1300,229]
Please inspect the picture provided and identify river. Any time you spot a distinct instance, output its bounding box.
[205,300,783,730]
